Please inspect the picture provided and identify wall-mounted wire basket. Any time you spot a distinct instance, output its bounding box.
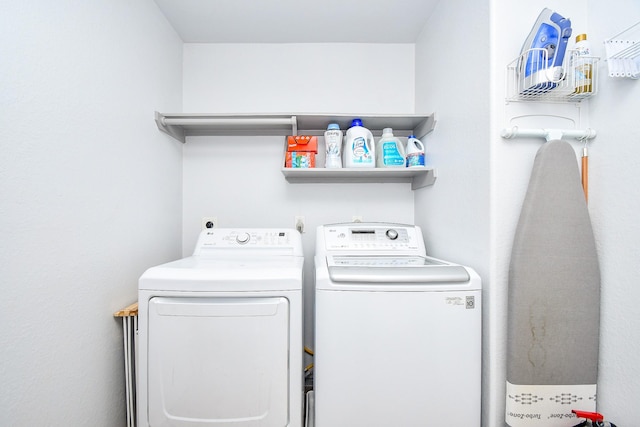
[506,48,599,103]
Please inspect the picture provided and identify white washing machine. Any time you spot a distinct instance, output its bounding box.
[138,228,304,427]
[313,223,481,427]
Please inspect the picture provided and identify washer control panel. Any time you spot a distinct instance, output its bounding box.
[320,223,421,252]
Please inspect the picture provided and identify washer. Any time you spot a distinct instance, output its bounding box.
[314,223,481,426]
[138,228,304,427]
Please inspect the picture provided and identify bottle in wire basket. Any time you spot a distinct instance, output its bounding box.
[573,33,593,94]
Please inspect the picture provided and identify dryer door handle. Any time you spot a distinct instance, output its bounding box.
[151,297,286,317]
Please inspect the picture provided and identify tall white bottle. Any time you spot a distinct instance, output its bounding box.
[573,33,593,94]
[324,123,343,168]
[376,128,406,168]
[344,118,375,168]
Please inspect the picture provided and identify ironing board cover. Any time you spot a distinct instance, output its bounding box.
[506,140,600,426]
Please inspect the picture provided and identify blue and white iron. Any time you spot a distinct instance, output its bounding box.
[519,8,572,94]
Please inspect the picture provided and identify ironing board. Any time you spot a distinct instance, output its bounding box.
[506,140,600,426]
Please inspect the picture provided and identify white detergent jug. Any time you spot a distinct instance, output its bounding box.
[376,127,406,168]
[344,118,375,168]
[405,135,425,168]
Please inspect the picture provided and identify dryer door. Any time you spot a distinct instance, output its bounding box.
[147,296,289,427]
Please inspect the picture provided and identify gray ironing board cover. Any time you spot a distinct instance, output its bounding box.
[506,140,600,426]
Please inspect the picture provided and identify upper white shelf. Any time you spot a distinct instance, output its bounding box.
[155,112,436,143]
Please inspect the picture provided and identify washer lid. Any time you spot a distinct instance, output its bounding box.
[325,255,470,283]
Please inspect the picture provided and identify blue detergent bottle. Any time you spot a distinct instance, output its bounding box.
[376,128,406,168]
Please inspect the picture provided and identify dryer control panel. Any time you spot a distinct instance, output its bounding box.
[193,228,303,256]
[318,223,424,253]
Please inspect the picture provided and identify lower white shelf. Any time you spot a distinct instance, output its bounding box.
[281,167,436,190]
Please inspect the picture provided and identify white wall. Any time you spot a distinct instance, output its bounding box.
[3,2,636,425]
[0,1,183,425]
[414,0,492,423]
[489,1,639,426]
[183,43,416,115]
[417,0,639,425]
[587,3,640,424]
[490,2,587,425]
[181,42,417,361]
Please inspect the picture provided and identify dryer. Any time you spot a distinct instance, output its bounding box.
[313,223,481,427]
[138,228,304,427]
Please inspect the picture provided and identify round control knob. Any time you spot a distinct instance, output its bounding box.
[385,229,399,240]
[236,232,251,244]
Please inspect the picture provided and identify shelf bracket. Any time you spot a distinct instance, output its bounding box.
[501,126,597,142]
[411,168,438,190]
[155,111,186,142]
[414,113,437,139]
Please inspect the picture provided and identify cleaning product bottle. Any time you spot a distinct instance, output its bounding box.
[573,33,593,94]
[344,118,375,168]
[405,135,425,168]
[376,128,406,168]
[324,123,343,168]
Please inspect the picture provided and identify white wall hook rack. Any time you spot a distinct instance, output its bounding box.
[501,126,597,142]
[604,21,640,79]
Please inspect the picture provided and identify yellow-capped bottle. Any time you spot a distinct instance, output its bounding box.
[573,33,593,94]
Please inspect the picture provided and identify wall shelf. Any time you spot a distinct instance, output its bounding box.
[155,112,436,143]
[155,111,437,190]
[281,167,436,190]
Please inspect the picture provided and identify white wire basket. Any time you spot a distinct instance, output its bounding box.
[506,48,599,102]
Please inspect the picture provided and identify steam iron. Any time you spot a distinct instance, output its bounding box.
[519,8,572,94]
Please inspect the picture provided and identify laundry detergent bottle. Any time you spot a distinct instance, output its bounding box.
[344,118,375,168]
[376,127,406,168]
[405,135,425,168]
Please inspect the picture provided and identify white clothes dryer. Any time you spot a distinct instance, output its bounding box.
[138,228,304,427]
[313,223,481,427]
